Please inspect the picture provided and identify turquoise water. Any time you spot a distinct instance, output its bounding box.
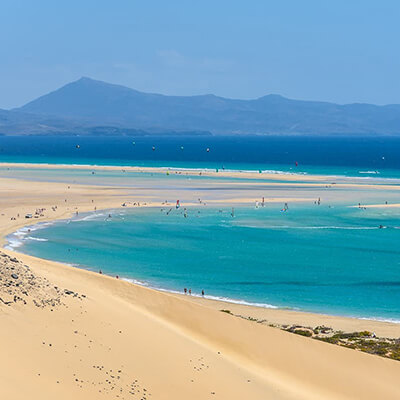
[10,204,400,321]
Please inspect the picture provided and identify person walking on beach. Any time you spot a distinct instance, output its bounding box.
[184,288,187,295]
[189,289,192,295]
[201,290,204,297]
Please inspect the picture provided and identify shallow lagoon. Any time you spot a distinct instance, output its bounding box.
[10,204,400,321]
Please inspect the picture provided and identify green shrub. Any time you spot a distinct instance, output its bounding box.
[293,329,313,337]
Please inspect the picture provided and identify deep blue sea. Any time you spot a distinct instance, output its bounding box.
[1,135,400,178]
[3,135,400,321]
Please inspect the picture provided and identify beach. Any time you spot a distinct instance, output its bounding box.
[1,163,400,399]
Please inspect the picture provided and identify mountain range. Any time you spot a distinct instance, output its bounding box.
[1,77,400,136]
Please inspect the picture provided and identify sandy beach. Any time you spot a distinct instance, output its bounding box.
[3,161,400,187]
[1,164,400,399]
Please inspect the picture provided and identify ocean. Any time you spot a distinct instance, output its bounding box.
[2,135,400,320]
[1,135,400,178]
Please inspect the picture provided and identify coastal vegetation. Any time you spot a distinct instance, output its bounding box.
[220,309,400,361]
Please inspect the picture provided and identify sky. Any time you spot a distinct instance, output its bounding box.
[1,0,399,108]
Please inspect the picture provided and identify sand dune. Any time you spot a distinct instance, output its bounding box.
[1,250,400,400]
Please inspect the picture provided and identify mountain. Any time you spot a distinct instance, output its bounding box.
[6,77,400,135]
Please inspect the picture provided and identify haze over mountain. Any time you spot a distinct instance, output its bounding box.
[1,77,400,136]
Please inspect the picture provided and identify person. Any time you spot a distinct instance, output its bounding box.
[99,270,102,274]
[116,275,119,279]
[189,289,192,295]
[201,290,204,297]
[184,288,187,295]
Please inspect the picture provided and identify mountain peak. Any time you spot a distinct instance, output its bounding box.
[72,76,97,85]
[66,77,137,93]
[74,76,111,85]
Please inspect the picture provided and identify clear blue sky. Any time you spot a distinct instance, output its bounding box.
[1,0,399,108]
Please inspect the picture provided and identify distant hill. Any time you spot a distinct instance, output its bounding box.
[4,77,400,135]
[0,108,79,135]
[0,108,210,136]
